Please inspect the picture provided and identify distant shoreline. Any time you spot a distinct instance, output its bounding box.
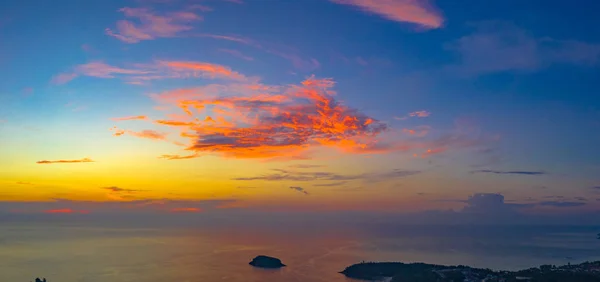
[340,261,600,281]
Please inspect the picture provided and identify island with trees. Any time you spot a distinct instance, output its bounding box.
[340,261,600,281]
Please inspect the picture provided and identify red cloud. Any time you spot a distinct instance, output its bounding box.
[44,208,89,214]
[330,0,443,29]
[36,158,94,164]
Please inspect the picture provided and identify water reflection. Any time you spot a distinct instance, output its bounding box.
[1,225,600,282]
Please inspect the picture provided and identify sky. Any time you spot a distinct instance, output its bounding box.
[1,0,600,223]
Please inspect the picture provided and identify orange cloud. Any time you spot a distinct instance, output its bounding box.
[171,207,202,213]
[111,115,148,121]
[36,158,94,164]
[416,147,447,158]
[160,61,250,81]
[111,127,167,140]
[118,76,388,159]
[330,0,443,29]
[106,7,202,43]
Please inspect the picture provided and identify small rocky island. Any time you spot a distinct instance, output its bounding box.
[340,261,600,281]
[249,255,286,269]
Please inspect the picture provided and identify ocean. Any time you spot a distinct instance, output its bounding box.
[1,224,600,282]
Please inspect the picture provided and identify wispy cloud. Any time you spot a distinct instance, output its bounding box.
[171,207,202,213]
[2,199,235,214]
[54,60,252,85]
[102,186,140,193]
[218,49,254,61]
[538,201,586,208]
[50,73,78,85]
[36,158,95,164]
[446,21,600,76]
[394,110,431,120]
[158,154,200,160]
[471,170,545,175]
[402,125,431,137]
[288,164,325,169]
[106,7,202,43]
[159,60,250,81]
[102,186,143,200]
[44,208,89,214]
[409,110,431,117]
[111,115,148,121]
[233,168,420,182]
[197,33,319,71]
[330,0,443,29]
[289,186,309,195]
[111,128,168,141]
[76,61,151,78]
[313,181,347,187]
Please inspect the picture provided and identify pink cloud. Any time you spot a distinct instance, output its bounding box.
[409,110,431,117]
[106,7,202,43]
[330,0,443,29]
[54,60,252,85]
[51,73,78,85]
[22,87,34,96]
[75,61,151,78]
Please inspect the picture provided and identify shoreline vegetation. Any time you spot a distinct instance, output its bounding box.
[30,258,600,282]
[340,261,600,281]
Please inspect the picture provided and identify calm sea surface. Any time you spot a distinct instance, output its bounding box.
[1,224,600,282]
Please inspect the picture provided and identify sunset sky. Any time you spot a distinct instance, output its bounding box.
[1,0,600,219]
